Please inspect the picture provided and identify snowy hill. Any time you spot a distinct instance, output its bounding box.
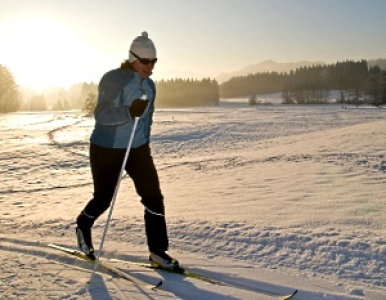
[1,102,385,299]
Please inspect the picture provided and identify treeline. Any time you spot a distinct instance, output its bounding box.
[220,72,285,98]
[2,59,386,114]
[220,60,386,106]
[17,82,98,112]
[155,78,219,107]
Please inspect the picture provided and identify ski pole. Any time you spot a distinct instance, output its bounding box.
[89,116,139,285]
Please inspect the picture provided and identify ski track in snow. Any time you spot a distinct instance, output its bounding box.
[1,104,386,299]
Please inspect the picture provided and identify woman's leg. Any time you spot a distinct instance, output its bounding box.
[76,144,125,254]
[125,144,169,253]
[82,144,125,218]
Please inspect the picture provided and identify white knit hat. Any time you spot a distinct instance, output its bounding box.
[128,31,157,63]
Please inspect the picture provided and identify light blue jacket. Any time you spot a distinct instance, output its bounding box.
[90,67,156,149]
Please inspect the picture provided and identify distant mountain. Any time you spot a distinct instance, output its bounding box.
[215,60,325,83]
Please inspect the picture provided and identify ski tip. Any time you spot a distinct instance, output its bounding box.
[153,280,163,290]
[283,289,298,300]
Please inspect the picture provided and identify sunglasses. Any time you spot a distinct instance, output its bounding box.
[130,51,158,65]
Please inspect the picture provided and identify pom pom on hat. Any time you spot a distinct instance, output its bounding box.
[129,31,157,63]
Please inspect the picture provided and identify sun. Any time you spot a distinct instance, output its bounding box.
[1,18,92,90]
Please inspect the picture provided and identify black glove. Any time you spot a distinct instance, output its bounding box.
[129,98,149,118]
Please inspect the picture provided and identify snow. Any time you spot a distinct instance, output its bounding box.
[1,102,385,299]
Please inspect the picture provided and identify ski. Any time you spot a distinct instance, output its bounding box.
[48,244,162,291]
[110,258,297,299]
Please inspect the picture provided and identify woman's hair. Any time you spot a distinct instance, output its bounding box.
[120,60,133,70]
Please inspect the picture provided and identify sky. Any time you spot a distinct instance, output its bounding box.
[1,0,385,90]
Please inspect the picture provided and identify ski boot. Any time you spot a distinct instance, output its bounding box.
[76,211,95,260]
[149,251,182,272]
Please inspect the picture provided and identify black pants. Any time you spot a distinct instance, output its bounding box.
[82,143,168,253]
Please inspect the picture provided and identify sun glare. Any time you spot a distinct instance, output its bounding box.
[2,18,91,91]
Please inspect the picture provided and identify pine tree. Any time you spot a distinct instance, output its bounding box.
[0,64,20,112]
[83,93,97,114]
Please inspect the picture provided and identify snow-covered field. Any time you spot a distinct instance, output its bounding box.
[1,102,385,299]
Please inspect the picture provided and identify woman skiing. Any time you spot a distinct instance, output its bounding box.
[76,31,178,269]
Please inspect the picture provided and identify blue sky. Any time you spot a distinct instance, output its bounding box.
[1,0,385,89]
